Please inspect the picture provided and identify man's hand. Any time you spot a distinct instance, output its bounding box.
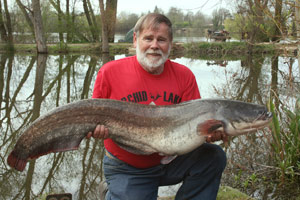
[206,130,228,143]
[86,125,109,139]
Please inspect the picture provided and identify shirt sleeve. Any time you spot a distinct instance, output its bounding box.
[92,68,110,99]
[181,72,201,102]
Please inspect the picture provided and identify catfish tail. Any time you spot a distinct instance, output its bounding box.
[7,151,27,172]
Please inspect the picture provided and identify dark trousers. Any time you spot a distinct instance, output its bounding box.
[103,143,227,200]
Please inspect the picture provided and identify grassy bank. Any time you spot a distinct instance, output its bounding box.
[0,41,296,56]
[0,42,131,54]
[184,41,278,55]
[157,186,255,200]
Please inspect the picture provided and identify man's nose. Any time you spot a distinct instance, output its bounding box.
[150,39,159,49]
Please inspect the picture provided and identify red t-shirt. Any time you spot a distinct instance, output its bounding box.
[92,55,200,168]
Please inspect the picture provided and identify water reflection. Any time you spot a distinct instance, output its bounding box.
[0,53,299,199]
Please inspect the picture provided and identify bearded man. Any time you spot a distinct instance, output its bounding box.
[88,13,227,200]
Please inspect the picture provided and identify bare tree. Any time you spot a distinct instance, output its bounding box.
[66,0,71,42]
[56,0,64,43]
[246,0,270,42]
[32,0,47,53]
[271,0,283,41]
[50,0,89,42]
[296,0,300,73]
[99,0,109,53]
[106,0,117,42]
[0,0,13,44]
[83,0,100,42]
[16,0,35,36]
[0,1,8,42]
[99,0,118,53]
[16,0,47,52]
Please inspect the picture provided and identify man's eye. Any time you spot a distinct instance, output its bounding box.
[158,38,167,42]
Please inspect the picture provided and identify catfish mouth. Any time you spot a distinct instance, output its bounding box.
[226,111,273,136]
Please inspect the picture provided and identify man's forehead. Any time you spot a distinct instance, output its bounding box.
[140,24,169,34]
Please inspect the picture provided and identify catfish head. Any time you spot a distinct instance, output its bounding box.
[197,99,272,137]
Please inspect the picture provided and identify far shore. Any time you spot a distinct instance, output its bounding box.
[0,41,297,56]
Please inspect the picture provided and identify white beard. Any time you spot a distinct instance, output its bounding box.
[136,42,171,71]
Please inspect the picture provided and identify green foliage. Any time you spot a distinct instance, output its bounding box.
[243,173,258,189]
[224,17,241,40]
[269,98,300,182]
[224,13,274,42]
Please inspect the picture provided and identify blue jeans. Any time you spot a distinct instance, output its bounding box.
[103,143,226,200]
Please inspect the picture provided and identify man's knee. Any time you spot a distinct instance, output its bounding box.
[197,143,227,171]
[208,144,227,172]
[215,145,227,171]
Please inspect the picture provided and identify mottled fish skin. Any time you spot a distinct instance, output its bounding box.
[7,98,272,171]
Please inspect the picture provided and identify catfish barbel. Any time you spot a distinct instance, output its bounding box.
[7,98,272,171]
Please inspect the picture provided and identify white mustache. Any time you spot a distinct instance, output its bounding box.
[145,49,163,55]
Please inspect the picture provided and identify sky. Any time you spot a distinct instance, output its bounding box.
[117,0,233,16]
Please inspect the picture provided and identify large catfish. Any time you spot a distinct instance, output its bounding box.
[7,98,272,171]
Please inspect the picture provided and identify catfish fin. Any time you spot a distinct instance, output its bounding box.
[160,155,177,164]
[7,152,27,172]
[29,136,84,160]
[7,136,85,172]
[197,119,224,135]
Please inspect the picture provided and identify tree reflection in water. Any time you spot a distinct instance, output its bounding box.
[0,53,299,199]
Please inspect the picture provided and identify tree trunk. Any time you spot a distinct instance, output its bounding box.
[50,0,89,42]
[83,0,99,42]
[87,0,100,41]
[271,0,282,42]
[0,0,8,42]
[32,0,47,53]
[56,0,64,43]
[3,0,12,42]
[246,0,270,42]
[106,0,117,43]
[16,0,35,37]
[99,0,109,53]
[66,0,71,42]
[295,0,300,73]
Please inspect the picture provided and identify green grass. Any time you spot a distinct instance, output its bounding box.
[0,43,131,54]
[217,186,255,200]
[0,41,279,55]
[183,41,276,55]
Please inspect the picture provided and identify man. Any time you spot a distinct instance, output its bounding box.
[87,13,227,200]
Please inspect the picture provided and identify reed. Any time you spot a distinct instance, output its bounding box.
[269,98,300,183]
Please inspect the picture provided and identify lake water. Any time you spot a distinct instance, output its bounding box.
[0,52,299,199]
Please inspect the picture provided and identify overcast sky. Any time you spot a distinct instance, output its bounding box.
[117,0,233,16]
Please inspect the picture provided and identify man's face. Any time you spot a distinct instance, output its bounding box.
[134,23,172,74]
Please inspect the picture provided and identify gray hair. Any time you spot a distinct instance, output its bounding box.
[134,13,173,41]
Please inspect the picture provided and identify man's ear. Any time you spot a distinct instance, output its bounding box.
[133,32,137,48]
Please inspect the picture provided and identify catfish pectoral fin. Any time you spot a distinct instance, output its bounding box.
[197,119,224,135]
